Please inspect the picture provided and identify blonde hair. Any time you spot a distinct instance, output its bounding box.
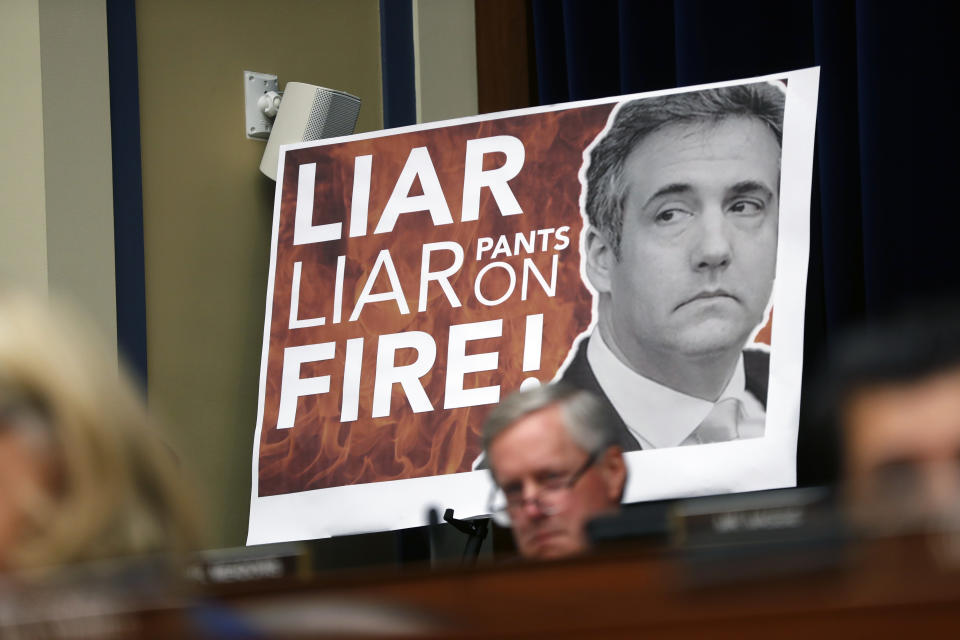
[0,291,202,571]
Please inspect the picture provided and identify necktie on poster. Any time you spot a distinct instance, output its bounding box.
[687,398,742,445]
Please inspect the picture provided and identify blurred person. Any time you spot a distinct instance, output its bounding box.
[562,82,785,449]
[482,384,627,560]
[818,300,960,535]
[0,291,202,574]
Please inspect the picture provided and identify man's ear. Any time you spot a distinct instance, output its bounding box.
[599,446,627,503]
[584,226,615,294]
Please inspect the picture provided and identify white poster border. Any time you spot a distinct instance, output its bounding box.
[247,67,820,545]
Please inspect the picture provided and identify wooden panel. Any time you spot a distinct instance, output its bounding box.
[475,0,538,113]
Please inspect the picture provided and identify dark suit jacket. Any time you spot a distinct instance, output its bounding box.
[559,339,770,452]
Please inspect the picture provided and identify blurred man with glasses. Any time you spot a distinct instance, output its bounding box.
[483,384,627,560]
[815,300,960,537]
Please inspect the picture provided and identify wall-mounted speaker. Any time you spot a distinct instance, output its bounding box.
[260,82,361,181]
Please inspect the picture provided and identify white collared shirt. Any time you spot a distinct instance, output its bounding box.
[586,330,765,449]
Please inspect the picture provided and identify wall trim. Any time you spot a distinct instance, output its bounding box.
[379,0,417,128]
[105,0,148,386]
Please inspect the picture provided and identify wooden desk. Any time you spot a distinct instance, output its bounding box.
[211,534,960,638]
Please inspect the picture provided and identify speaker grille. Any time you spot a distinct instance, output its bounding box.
[302,89,362,142]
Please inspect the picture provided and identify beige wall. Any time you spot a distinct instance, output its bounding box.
[39,0,117,353]
[135,0,383,547]
[1,0,49,294]
[0,0,117,357]
[413,0,478,123]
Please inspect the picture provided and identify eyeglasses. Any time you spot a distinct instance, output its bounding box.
[487,452,598,526]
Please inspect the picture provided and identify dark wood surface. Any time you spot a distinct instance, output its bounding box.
[209,534,960,638]
[475,0,537,114]
[8,535,960,638]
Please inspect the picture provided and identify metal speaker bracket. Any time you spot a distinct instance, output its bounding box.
[244,70,279,140]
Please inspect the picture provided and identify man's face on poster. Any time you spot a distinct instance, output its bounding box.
[589,116,780,366]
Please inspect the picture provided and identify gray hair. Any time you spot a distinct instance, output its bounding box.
[482,383,621,457]
[585,81,786,258]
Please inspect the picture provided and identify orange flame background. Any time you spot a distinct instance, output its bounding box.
[257,104,773,497]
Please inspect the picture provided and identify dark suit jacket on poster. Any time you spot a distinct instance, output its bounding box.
[559,339,770,452]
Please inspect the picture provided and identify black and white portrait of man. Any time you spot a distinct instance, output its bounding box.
[560,82,786,451]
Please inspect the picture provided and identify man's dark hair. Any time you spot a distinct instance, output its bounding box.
[827,302,960,395]
[584,82,786,258]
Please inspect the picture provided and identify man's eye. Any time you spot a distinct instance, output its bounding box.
[654,208,691,224]
[874,459,921,500]
[728,199,764,215]
[540,473,568,490]
[502,485,522,501]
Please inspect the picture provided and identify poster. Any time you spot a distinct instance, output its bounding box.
[247,68,819,544]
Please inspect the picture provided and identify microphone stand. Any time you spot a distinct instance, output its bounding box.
[442,508,489,566]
